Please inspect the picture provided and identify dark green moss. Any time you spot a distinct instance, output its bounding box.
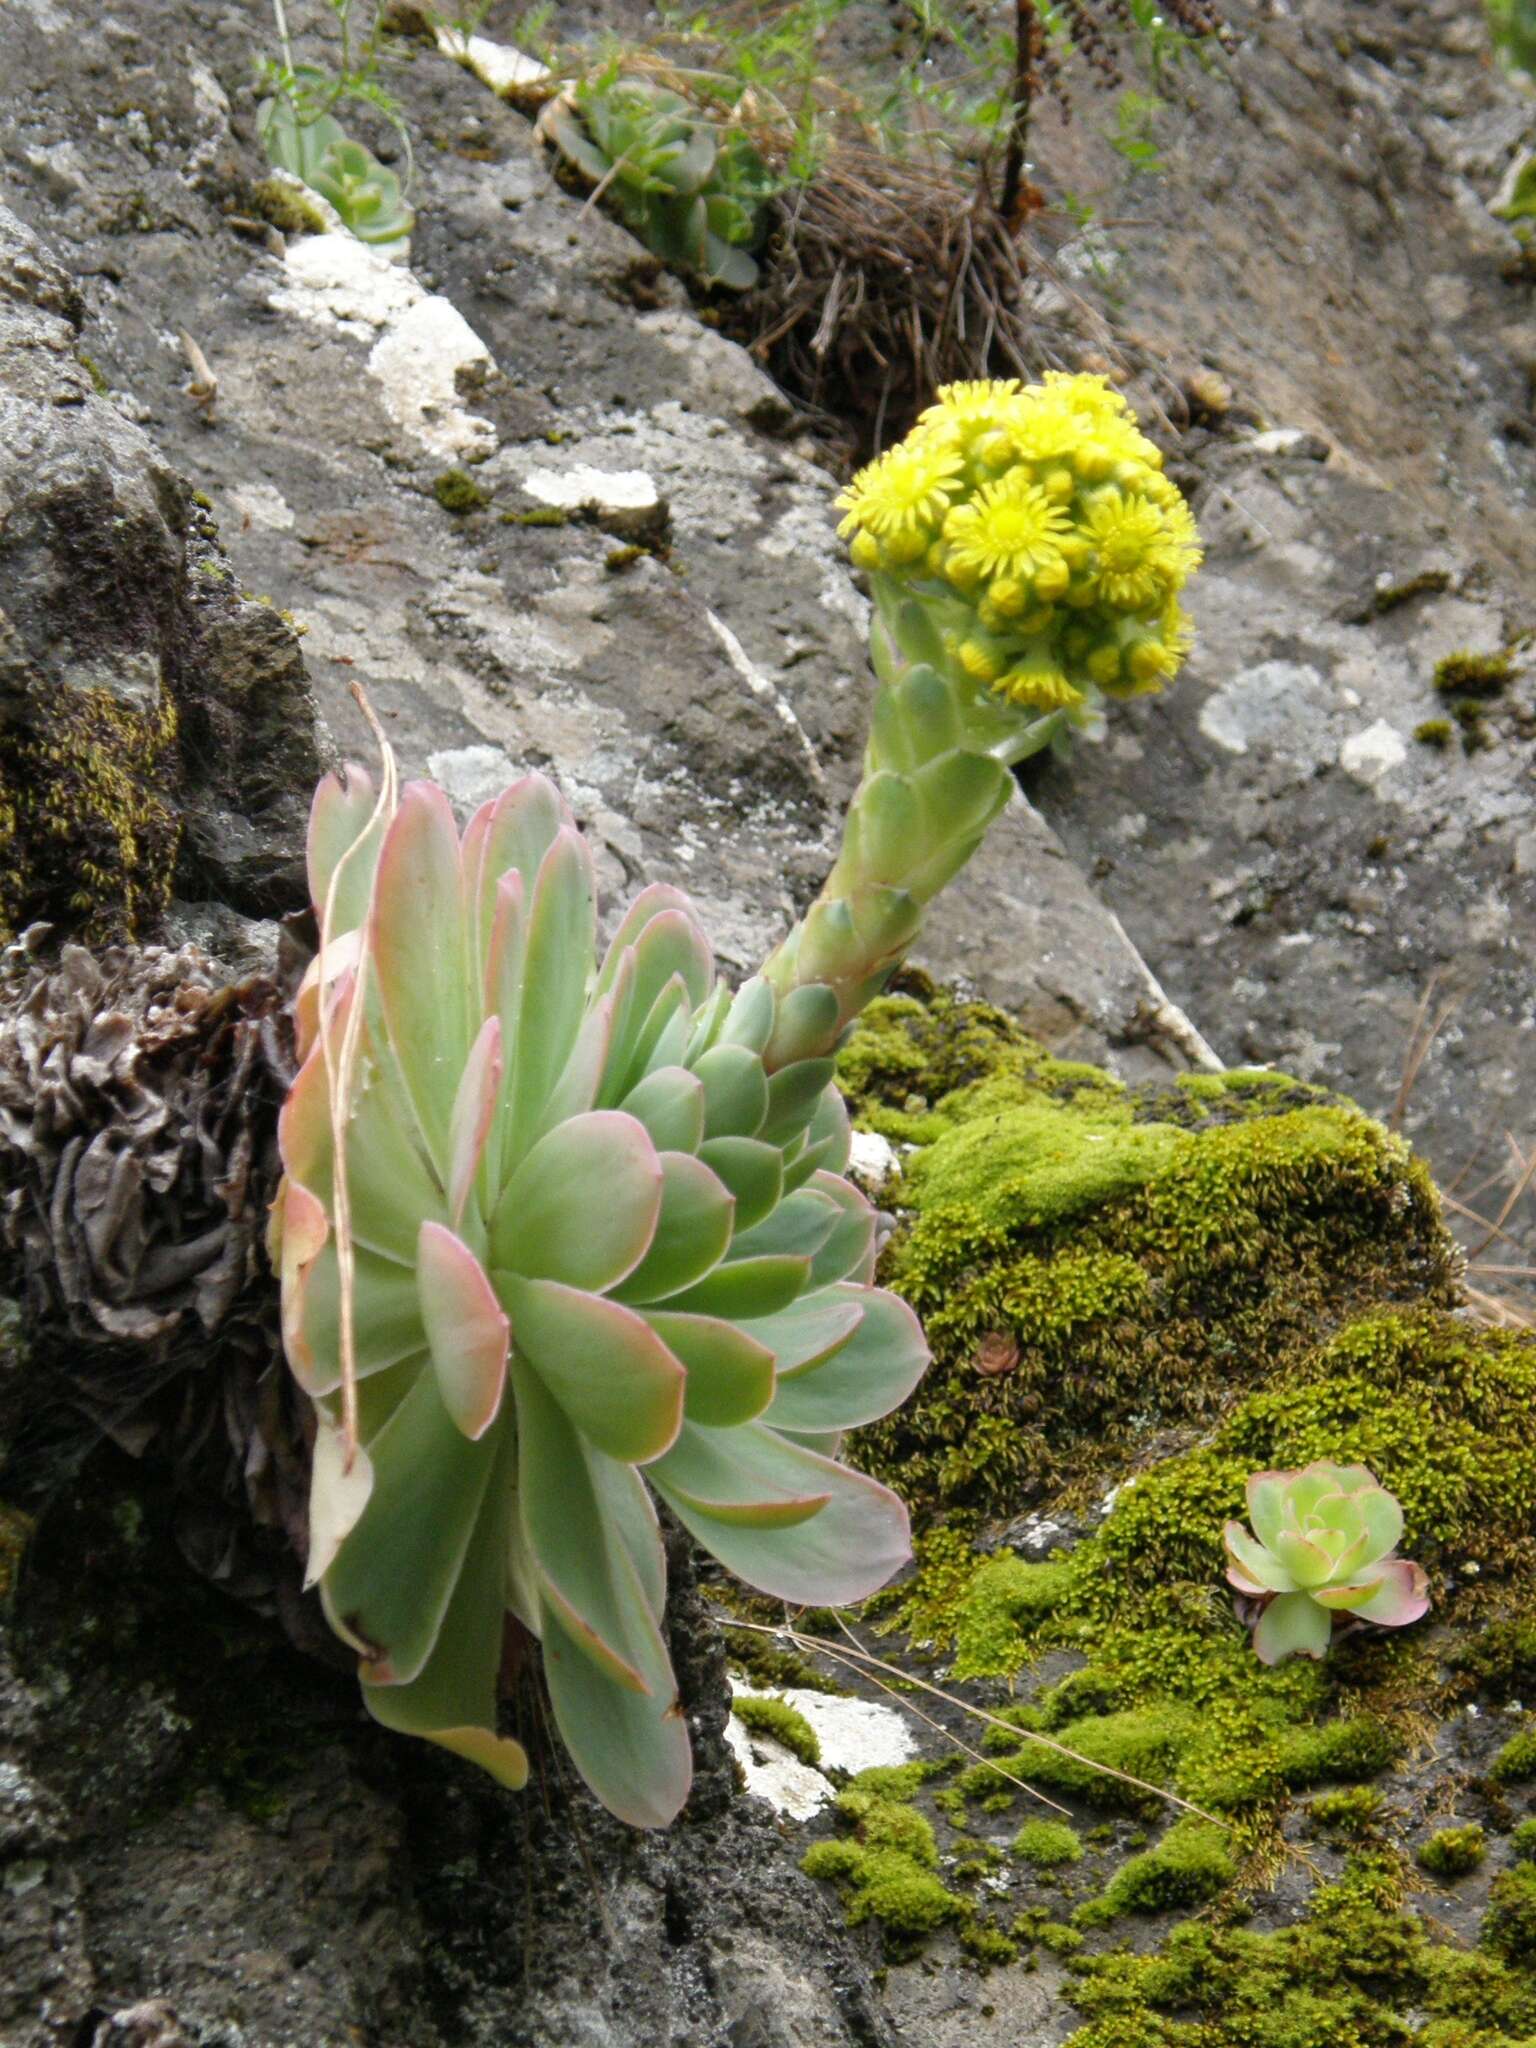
[1483,1864,1536,1965]
[250,175,330,236]
[1074,1818,1234,1925]
[0,683,180,942]
[1510,1819,1536,1863]
[723,1627,848,1696]
[605,544,647,571]
[1372,568,1451,613]
[1435,651,1514,698]
[433,468,492,515]
[500,506,570,527]
[1416,718,1455,747]
[1448,1620,1536,1704]
[732,1693,820,1765]
[1418,1824,1487,1878]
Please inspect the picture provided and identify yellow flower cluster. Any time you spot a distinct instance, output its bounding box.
[837,374,1201,714]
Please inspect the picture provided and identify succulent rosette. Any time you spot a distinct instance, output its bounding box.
[270,762,928,1826]
[835,373,1202,760]
[1224,1461,1430,1665]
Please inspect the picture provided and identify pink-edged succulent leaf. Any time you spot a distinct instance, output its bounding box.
[446,1016,503,1229]
[695,1136,783,1232]
[515,1359,693,1825]
[1244,1470,1294,1553]
[418,1222,510,1441]
[644,1310,777,1429]
[492,1109,662,1293]
[361,1424,528,1789]
[762,1285,929,1434]
[320,1369,499,1686]
[620,1065,708,1154]
[503,828,596,1165]
[1223,1521,1297,1596]
[649,1419,912,1605]
[461,775,569,980]
[307,765,383,936]
[692,1043,769,1140]
[285,1237,427,1397]
[806,1171,878,1286]
[370,782,473,1175]
[594,885,701,1000]
[758,1058,838,1147]
[612,1151,735,1305]
[1314,1558,1430,1627]
[736,1292,865,1377]
[657,1251,811,1321]
[1251,1589,1334,1665]
[1269,1527,1339,1591]
[501,1274,685,1464]
[726,1187,842,1265]
[718,974,775,1054]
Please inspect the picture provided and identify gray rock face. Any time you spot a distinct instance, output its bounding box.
[0,0,1195,1076]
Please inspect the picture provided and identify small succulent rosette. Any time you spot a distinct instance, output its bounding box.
[835,374,1202,762]
[1224,1461,1430,1664]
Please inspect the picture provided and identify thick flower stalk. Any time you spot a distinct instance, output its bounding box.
[760,374,1201,1062]
[1224,1462,1430,1665]
[270,757,928,1825]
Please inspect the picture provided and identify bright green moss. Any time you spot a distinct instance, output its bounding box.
[724,1628,847,1696]
[1419,1824,1488,1878]
[843,988,1457,1523]
[1074,1818,1235,1926]
[847,1760,951,1801]
[834,1788,936,1864]
[1064,1853,1536,2046]
[1483,1864,1536,1965]
[800,1838,965,1949]
[1489,1727,1536,1785]
[732,1693,821,1766]
[1510,1819,1536,1862]
[1309,1785,1384,1835]
[1434,650,1514,698]
[433,467,492,514]
[1014,1819,1084,1868]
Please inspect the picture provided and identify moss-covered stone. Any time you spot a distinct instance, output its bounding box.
[1434,650,1514,698]
[1489,1727,1536,1785]
[250,175,331,236]
[841,986,1457,1522]
[0,683,180,941]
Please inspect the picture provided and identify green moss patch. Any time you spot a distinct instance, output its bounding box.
[1418,1824,1488,1878]
[1434,650,1514,698]
[1014,1818,1085,1868]
[732,1693,820,1766]
[1062,1852,1536,2045]
[841,988,1456,1521]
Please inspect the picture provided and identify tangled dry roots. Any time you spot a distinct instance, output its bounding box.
[0,927,318,1619]
[744,147,1051,450]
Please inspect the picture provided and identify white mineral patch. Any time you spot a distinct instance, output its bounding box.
[1339,719,1407,786]
[272,233,496,461]
[724,1717,832,1821]
[725,1678,921,1820]
[428,744,520,809]
[228,482,295,532]
[436,26,550,97]
[522,465,662,515]
[847,1129,900,1193]
[368,297,495,461]
[1196,660,1332,763]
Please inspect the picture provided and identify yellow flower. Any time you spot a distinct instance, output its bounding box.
[919,379,1025,443]
[943,472,1069,586]
[836,434,965,541]
[1083,489,1198,613]
[993,661,1083,712]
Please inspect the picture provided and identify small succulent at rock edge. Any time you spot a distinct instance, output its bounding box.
[1224,1461,1429,1664]
[541,77,770,288]
[270,754,928,1826]
[260,82,413,245]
